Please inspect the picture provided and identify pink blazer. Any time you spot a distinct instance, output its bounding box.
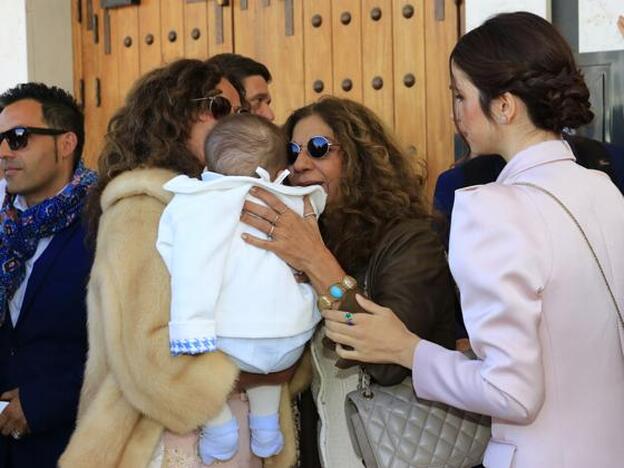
[413,140,624,468]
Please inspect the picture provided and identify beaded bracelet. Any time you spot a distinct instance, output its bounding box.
[317,275,357,310]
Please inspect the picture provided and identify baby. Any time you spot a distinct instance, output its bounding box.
[156,114,326,464]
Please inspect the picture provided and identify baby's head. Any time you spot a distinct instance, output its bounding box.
[204,113,287,179]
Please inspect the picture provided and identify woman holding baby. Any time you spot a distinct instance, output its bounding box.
[299,13,624,468]
[242,96,457,467]
[59,58,456,467]
[59,60,303,467]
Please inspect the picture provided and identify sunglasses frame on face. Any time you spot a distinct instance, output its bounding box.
[191,94,250,119]
[0,126,68,151]
[287,135,340,165]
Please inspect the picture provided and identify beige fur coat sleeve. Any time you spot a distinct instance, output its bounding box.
[93,169,240,429]
[61,169,310,467]
[62,169,239,466]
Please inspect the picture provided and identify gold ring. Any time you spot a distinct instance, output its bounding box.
[268,224,275,238]
[303,211,316,218]
[273,213,280,225]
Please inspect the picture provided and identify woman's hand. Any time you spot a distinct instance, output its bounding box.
[323,294,421,369]
[240,187,325,272]
[240,187,345,292]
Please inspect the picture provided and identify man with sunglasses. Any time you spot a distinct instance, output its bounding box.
[208,53,275,121]
[0,83,96,468]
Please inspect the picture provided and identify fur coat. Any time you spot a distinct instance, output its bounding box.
[60,168,311,468]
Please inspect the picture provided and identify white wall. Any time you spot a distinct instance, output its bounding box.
[26,0,73,92]
[0,0,29,94]
[0,0,73,94]
[465,0,552,32]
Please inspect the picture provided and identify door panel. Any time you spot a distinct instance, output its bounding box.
[331,0,362,101]
[393,1,427,164]
[99,7,120,157]
[71,0,83,109]
[362,0,394,127]
[73,0,459,195]
[207,0,234,56]
[115,5,140,106]
[424,0,457,194]
[303,0,333,104]
[138,0,162,74]
[80,0,103,165]
[184,0,209,59]
[160,0,185,63]
[234,1,305,120]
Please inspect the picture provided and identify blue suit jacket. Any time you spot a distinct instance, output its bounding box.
[0,220,92,468]
[434,137,624,232]
[604,142,624,193]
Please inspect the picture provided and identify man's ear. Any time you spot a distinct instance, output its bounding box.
[58,131,78,161]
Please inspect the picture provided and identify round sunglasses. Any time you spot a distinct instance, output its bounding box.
[287,136,340,165]
[0,126,68,151]
[191,94,249,119]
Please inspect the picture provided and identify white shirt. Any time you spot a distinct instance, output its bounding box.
[156,168,327,353]
[0,178,5,207]
[7,188,53,326]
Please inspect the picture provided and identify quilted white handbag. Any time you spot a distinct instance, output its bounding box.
[345,368,490,468]
[342,249,491,468]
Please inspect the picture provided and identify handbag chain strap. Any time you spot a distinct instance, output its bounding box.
[358,263,375,399]
[514,182,624,330]
[357,366,374,399]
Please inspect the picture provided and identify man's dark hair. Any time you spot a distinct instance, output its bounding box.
[0,83,85,168]
[207,53,272,101]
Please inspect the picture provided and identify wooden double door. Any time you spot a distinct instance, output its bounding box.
[73,0,460,193]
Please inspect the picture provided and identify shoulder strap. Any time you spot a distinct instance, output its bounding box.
[514,182,624,331]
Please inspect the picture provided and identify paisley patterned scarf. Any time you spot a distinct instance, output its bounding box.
[0,162,97,326]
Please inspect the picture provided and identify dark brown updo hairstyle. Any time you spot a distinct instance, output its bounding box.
[451,11,593,134]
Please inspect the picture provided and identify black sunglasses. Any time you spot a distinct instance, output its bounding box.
[287,136,339,165]
[191,94,249,119]
[0,126,67,151]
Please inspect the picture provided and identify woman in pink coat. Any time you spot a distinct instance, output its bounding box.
[322,12,624,468]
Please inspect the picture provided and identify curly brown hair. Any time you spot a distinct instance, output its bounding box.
[84,58,224,245]
[284,97,430,272]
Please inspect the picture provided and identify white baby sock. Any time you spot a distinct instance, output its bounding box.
[247,385,284,457]
[199,405,239,465]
